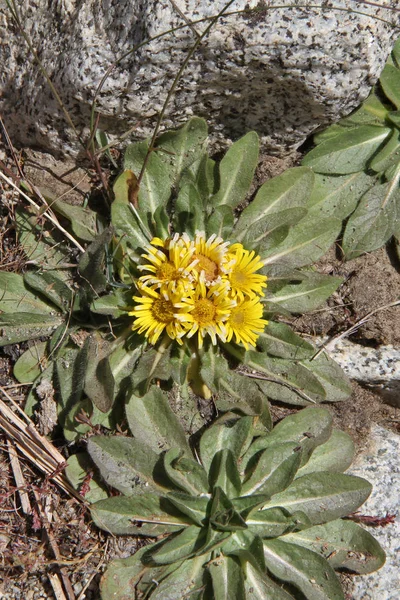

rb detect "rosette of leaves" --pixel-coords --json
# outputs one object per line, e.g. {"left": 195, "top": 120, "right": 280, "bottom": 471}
{"left": 303, "top": 36, "right": 400, "bottom": 260}
{"left": 4, "top": 116, "right": 351, "bottom": 440}
{"left": 86, "top": 405, "right": 385, "bottom": 600}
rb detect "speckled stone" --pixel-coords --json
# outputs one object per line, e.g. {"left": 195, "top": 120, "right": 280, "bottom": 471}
{"left": 348, "top": 425, "right": 400, "bottom": 600}
{"left": 0, "top": 0, "right": 398, "bottom": 157}
{"left": 320, "top": 338, "right": 400, "bottom": 407}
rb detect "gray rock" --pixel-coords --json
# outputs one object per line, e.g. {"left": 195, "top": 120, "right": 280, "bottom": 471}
{"left": 0, "top": 0, "right": 398, "bottom": 157}
{"left": 349, "top": 425, "right": 400, "bottom": 600}
{"left": 320, "top": 338, "right": 400, "bottom": 407}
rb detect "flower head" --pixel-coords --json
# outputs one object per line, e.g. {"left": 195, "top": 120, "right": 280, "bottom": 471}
{"left": 228, "top": 243, "right": 267, "bottom": 300}
{"left": 226, "top": 297, "right": 268, "bottom": 350}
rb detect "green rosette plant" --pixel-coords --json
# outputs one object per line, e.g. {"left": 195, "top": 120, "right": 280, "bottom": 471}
{"left": 86, "top": 405, "right": 385, "bottom": 600}
{"left": 303, "top": 36, "right": 400, "bottom": 259}
{"left": 3, "top": 116, "right": 351, "bottom": 440}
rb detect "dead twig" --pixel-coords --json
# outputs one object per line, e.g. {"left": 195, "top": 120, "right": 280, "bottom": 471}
{"left": 6, "top": 438, "right": 32, "bottom": 515}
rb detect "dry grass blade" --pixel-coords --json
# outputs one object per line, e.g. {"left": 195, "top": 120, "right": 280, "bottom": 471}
{"left": 6, "top": 438, "right": 32, "bottom": 514}
{"left": 0, "top": 390, "right": 84, "bottom": 503}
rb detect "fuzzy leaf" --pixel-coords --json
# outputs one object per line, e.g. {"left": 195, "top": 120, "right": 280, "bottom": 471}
{"left": 125, "top": 387, "right": 191, "bottom": 456}
{"left": 100, "top": 546, "right": 156, "bottom": 599}
{"left": 111, "top": 200, "right": 150, "bottom": 250}
{"left": 210, "top": 131, "right": 259, "bottom": 209}
{"left": 78, "top": 228, "right": 113, "bottom": 293}
{"left": 282, "top": 519, "right": 385, "bottom": 574}
{"left": 131, "top": 345, "right": 173, "bottom": 392}
{"left": 52, "top": 198, "right": 98, "bottom": 242}
{"left": 379, "top": 64, "right": 400, "bottom": 109}
{"left": 65, "top": 453, "right": 108, "bottom": 503}
{"left": 299, "top": 353, "right": 352, "bottom": 402}
{"left": 369, "top": 129, "right": 400, "bottom": 173}
{"left": 167, "top": 491, "right": 209, "bottom": 527}
{"left": 199, "top": 415, "right": 253, "bottom": 475}
{"left": 13, "top": 341, "right": 47, "bottom": 383}
{"left": 263, "top": 539, "right": 344, "bottom": 600}
{"left": 209, "top": 449, "right": 242, "bottom": 498}
{"left": 174, "top": 182, "right": 205, "bottom": 236}
{"left": 163, "top": 448, "right": 209, "bottom": 496}
{"left": 170, "top": 344, "right": 191, "bottom": 385}
{"left": 0, "top": 312, "right": 64, "bottom": 346}
{"left": 209, "top": 555, "right": 246, "bottom": 600}
{"left": 87, "top": 435, "right": 164, "bottom": 495}
{"left": 296, "top": 430, "right": 355, "bottom": 478}
{"left": 206, "top": 205, "right": 234, "bottom": 239}
{"left": 242, "top": 443, "right": 301, "bottom": 496}
{"left": 23, "top": 271, "right": 72, "bottom": 313}
{"left": 90, "top": 494, "right": 188, "bottom": 536}
{"left": 308, "top": 171, "right": 375, "bottom": 220}
{"left": 342, "top": 174, "right": 400, "bottom": 259}
{"left": 148, "top": 555, "right": 207, "bottom": 600}
{"left": 83, "top": 333, "right": 115, "bottom": 413}
{"left": 235, "top": 167, "right": 313, "bottom": 238}
{"left": 256, "top": 322, "right": 314, "bottom": 360}
{"left": 156, "top": 117, "right": 208, "bottom": 184}
{"left": 303, "top": 125, "right": 391, "bottom": 174}
{"left": 210, "top": 487, "right": 247, "bottom": 532}
{"left": 263, "top": 472, "right": 372, "bottom": 524}
{"left": 90, "top": 288, "right": 133, "bottom": 318}
{"left": 147, "top": 525, "right": 206, "bottom": 566}
{"left": 266, "top": 273, "right": 342, "bottom": 314}
{"left": 246, "top": 507, "right": 307, "bottom": 538}
{"left": 123, "top": 140, "right": 172, "bottom": 218}
{"left": 0, "top": 272, "right": 55, "bottom": 314}
{"left": 245, "top": 562, "right": 296, "bottom": 600}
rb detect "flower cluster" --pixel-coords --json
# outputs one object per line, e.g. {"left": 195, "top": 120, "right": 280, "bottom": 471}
{"left": 129, "top": 232, "right": 268, "bottom": 349}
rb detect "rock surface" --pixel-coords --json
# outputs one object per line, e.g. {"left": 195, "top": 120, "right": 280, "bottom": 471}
{"left": 0, "top": 0, "right": 398, "bottom": 157}
{"left": 349, "top": 425, "right": 400, "bottom": 600}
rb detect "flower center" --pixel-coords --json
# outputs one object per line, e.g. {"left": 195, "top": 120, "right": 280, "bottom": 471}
{"left": 157, "top": 261, "right": 179, "bottom": 281}
{"left": 193, "top": 254, "right": 219, "bottom": 282}
{"left": 151, "top": 298, "right": 175, "bottom": 323}
{"left": 192, "top": 298, "right": 216, "bottom": 324}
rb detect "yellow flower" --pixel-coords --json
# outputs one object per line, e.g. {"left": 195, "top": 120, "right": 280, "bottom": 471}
{"left": 138, "top": 234, "right": 196, "bottom": 292}
{"left": 226, "top": 297, "right": 268, "bottom": 350}
{"left": 228, "top": 243, "right": 267, "bottom": 300}
{"left": 190, "top": 232, "right": 233, "bottom": 285}
{"left": 129, "top": 286, "right": 186, "bottom": 345}
{"left": 175, "top": 280, "right": 236, "bottom": 348}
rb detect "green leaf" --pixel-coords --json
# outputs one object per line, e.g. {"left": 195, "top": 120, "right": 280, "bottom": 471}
{"left": 242, "top": 443, "right": 301, "bottom": 497}
{"left": 65, "top": 453, "right": 108, "bottom": 503}
{"left": 303, "top": 125, "right": 391, "bottom": 174}
{"left": 163, "top": 448, "right": 209, "bottom": 496}
{"left": 78, "top": 228, "right": 113, "bottom": 293}
{"left": 234, "top": 167, "right": 313, "bottom": 238}
{"left": 13, "top": 341, "right": 47, "bottom": 383}
{"left": 379, "top": 64, "right": 400, "bottom": 109}
{"left": 148, "top": 555, "right": 207, "bottom": 600}
{"left": 148, "top": 525, "right": 206, "bottom": 566}
{"left": 0, "top": 272, "right": 55, "bottom": 314}
{"left": 23, "top": 271, "right": 72, "bottom": 313}
{"left": 167, "top": 491, "right": 209, "bottom": 527}
{"left": 282, "top": 519, "right": 385, "bottom": 574}
{"left": 308, "top": 172, "right": 376, "bottom": 220}
{"left": 123, "top": 140, "right": 172, "bottom": 218}
{"left": 266, "top": 273, "right": 342, "bottom": 314}
{"left": 113, "top": 169, "right": 139, "bottom": 205}
{"left": 111, "top": 200, "right": 150, "bottom": 250}
{"left": 262, "top": 216, "right": 341, "bottom": 269}
{"left": 107, "top": 336, "right": 144, "bottom": 388}
{"left": 131, "top": 344, "right": 173, "bottom": 393}
{"left": 209, "top": 449, "right": 242, "bottom": 498}
{"left": 210, "top": 131, "right": 259, "bottom": 209}
{"left": 90, "top": 288, "right": 132, "bottom": 318}
{"left": 242, "top": 407, "right": 333, "bottom": 471}
{"left": 342, "top": 173, "right": 400, "bottom": 259}
{"left": 256, "top": 322, "right": 314, "bottom": 360}
{"left": 263, "top": 539, "right": 344, "bottom": 600}
{"left": 369, "top": 129, "right": 400, "bottom": 173}
{"left": 206, "top": 205, "right": 234, "bottom": 239}
{"left": 173, "top": 182, "right": 205, "bottom": 236}
{"left": 199, "top": 415, "right": 253, "bottom": 475}
{"left": 263, "top": 472, "right": 372, "bottom": 524}
{"left": 296, "top": 430, "right": 355, "bottom": 478}
{"left": 100, "top": 546, "right": 156, "bottom": 600}
{"left": 242, "top": 351, "right": 326, "bottom": 406}
{"left": 156, "top": 117, "right": 208, "bottom": 184}
{"left": 0, "top": 312, "right": 64, "bottom": 346}
{"left": 393, "top": 37, "right": 400, "bottom": 68}
{"left": 90, "top": 494, "right": 188, "bottom": 536}
{"left": 209, "top": 487, "right": 247, "bottom": 532}
{"left": 245, "top": 562, "right": 296, "bottom": 600}
{"left": 83, "top": 333, "right": 115, "bottom": 413}
{"left": 15, "top": 207, "right": 70, "bottom": 271}
{"left": 87, "top": 435, "right": 164, "bottom": 495}
{"left": 246, "top": 507, "right": 306, "bottom": 539}
{"left": 52, "top": 198, "right": 98, "bottom": 242}
{"left": 209, "top": 555, "right": 246, "bottom": 600}
{"left": 299, "top": 353, "right": 352, "bottom": 403}
{"left": 170, "top": 344, "right": 191, "bottom": 385}
{"left": 125, "top": 387, "right": 191, "bottom": 456}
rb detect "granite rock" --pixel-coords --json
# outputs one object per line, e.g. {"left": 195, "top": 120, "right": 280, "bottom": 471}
{"left": 349, "top": 425, "right": 400, "bottom": 600}
{"left": 0, "top": 0, "right": 398, "bottom": 157}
